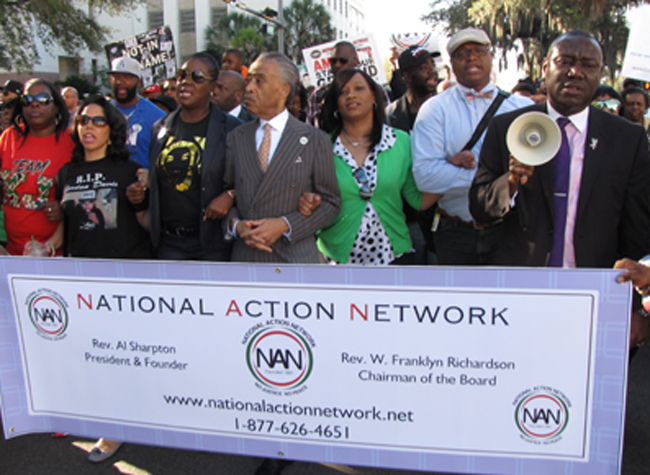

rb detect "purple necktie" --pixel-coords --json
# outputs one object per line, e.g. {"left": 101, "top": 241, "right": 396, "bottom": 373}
{"left": 548, "top": 117, "right": 571, "bottom": 267}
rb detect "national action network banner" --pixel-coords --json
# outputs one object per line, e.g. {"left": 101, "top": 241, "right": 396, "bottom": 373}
{"left": 0, "top": 258, "right": 631, "bottom": 475}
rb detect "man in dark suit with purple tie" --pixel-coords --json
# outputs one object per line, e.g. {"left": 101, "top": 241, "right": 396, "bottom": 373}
{"left": 469, "top": 30, "right": 650, "bottom": 346}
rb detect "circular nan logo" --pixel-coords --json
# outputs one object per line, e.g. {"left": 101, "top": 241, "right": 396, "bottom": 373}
{"left": 514, "top": 387, "right": 570, "bottom": 444}
{"left": 27, "top": 289, "right": 69, "bottom": 340}
{"left": 244, "top": 323, "right": 314, "bottom": 395}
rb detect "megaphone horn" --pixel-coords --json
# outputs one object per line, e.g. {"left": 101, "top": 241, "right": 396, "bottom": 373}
{"left": 506, "top": 112, "right": 561, "bottom": 166}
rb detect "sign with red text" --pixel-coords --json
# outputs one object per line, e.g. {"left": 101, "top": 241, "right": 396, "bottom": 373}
{"left": 302, "top": 33, "right": 387, "bottom": 88}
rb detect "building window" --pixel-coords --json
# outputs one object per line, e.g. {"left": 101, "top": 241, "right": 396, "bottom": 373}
{"left": 345, "top": 1, "right": 348, "bottom": 17}
{"left": 148, "top": 11, "right": 164, "bottom": 30}
{"left": 211, "top": 6, "right": 226, "bottom": 27}
{"left": 180, "top": 9, "right": 195, "bottom": 33}
{"left": 333, "top": 0, "right": 336, "bottom": 11}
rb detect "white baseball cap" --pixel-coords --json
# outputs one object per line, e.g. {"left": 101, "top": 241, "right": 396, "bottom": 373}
{"left": 108, "top": 56, "right": 142, "bottom": 79}
{"left": 447, "top": 28, "right": 492, "bottom": 56}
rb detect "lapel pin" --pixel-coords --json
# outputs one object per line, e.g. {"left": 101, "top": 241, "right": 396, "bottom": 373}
{"left": 300, "top": 136, "right": 308, "bottom": 145}
{"left": 295, "top": 156, "right": 303, "bottom": 163}
{"left": 590, "top": 138, "right": 598, "bottom": 150}
{"left": 157, "top": 127, "right": 167, "bottom": 140}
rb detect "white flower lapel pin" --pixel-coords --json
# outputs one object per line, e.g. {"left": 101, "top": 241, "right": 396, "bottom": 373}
{"left": 590, "top": 138, "right": 598, "bottom": 151}
{"left": 299, "top": 136, "right": 308, "bottom": 145}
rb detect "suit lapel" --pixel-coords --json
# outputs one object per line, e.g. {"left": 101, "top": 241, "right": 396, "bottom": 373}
{"left": 203, "top": 104, "right": 224, "bottom": 171}
{"left": 576, "top": 106, "right": 606, "bottom": 219}
{"left": 251, "top": 116, "right": 305, "bottom": 204}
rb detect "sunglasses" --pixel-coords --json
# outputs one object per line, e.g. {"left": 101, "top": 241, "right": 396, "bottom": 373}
{"left": 20, "top": 93, "right": 54, "bottom": 107}
{"left": 592, "top": 98, "right": 621, "bottom": 112}
{"left": 176, "top": 69, "right": 212, "bottom": 84}
{"left": 330, "top": 57, "right": 350, "bottom": 66}
{"left": 353, "top": 167, "right": 373, "bottom": 200}
{"left": 77, "top": 114, "right": 108, "bottom": 127}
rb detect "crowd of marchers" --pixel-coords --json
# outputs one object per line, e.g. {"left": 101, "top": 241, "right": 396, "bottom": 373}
{"left": 1, "top": 28, "right": 650, "bottom": 474}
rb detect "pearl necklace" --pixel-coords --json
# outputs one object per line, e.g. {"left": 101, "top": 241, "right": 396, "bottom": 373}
{"left": 342, "top": 130, "right": 369, "bottom": 147}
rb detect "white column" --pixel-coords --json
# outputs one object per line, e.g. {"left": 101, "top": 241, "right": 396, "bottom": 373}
{"left": 163, "top": 0, "right": 180, "bottom": 62}
{"left": 194, "top": 0, "right": 210, "bottom": 52}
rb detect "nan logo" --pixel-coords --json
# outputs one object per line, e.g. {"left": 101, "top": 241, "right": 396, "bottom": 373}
{"left": 514, "top": 386, "right": 571, "bottom": 444}
{"left": 243, "top": 321, "right": 314, "bottom": 396}
{"left": 27, "top": 288, "right": 69, "bottom": 340}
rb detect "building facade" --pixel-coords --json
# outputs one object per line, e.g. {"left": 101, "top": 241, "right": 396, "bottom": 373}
{"left": 0, "top": 0, "right": 364, "bottom": 86}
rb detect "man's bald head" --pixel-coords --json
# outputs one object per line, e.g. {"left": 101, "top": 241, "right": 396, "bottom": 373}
{"left": 213, "top": 69, "right": 246, "bottom": 112}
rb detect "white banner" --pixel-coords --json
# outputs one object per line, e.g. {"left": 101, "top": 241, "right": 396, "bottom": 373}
{"left": 11, "top": 274, "right": 597, "bottom": 460}
{"left": 622, "top": 6, "right": 650, "bottom": 81}
{"left": 302, "top": 33, "right": 387, "bottom": 88}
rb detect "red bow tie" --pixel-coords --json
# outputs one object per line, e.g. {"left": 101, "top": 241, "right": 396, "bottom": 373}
{"left": 466, "top": 90, "right": 493, "bottom": 100}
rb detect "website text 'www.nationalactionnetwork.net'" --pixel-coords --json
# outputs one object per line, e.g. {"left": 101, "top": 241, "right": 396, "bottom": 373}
{"left": 163, "top": 395, "right": 414, "bottom": 439}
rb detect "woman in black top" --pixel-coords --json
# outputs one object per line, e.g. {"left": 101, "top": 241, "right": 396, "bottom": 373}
{"left": 129, "top": 51, "right": 242, "bottom": 260}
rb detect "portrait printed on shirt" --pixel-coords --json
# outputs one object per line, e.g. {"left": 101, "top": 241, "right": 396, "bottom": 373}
{"left": 156, "top": 134, "right": 205, "bottom": 192}
{"left": 61, "top": 174, "right": 119, "bottom": 231}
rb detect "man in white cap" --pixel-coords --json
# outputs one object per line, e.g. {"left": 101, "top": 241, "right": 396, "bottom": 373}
{"left": 411, "top": 28, "right": 532, "bottom": 265}
{"left": 108, "top": 56, "right": 165, "bottom": 168}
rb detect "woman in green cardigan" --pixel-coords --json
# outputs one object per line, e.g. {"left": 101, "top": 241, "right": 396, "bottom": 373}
{"left": 316, "top": 69, "right": 438, "bottom": 265}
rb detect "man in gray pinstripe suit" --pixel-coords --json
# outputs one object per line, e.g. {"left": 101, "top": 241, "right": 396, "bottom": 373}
{"left": 224, "top": 52, "right": 340, "bottom": 263}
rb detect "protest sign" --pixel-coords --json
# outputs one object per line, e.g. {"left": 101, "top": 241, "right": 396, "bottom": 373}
{"left": 105, "top": 26, "right": 176, "bottom": 88}
{"left": 302, "top": 33, "right": 387, "bottom": 88}
{"left": 0, "top": 259, "right": 631, "bottom": 475}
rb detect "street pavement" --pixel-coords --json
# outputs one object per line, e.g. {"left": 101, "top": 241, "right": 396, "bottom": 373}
{"left": 1, "top": 345, "right": 649, "bottom": 475}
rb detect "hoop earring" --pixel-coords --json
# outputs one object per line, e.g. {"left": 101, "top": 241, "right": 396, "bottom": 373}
{"left": 334, "top": 110, "right": 339, "bottom": 119}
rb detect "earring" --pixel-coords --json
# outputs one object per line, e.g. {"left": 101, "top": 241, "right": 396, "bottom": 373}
{"left": 372, "top": 103, "right": 377, "bottom": 110}
{"left": 334, "top": 110, "right": 339, "bottom": 119}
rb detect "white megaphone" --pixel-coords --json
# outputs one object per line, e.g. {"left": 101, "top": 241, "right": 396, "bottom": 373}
{"left": 506, "top": 112, "right": 561, "bottom": 166}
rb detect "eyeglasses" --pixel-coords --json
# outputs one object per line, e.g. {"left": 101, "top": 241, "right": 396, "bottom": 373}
{"left": 592, "top": 98, "right": 621, "bottom": 112}
{"left": 176, "top": 69, "right": 213, "bottom": 84}
{"left": 452, "top": 46, "right": 491, "bottom": 61}
{"left": 353, "top": 167, "right": 373, "bottom": 200}
{"left": 20, "top": 93, "right": 54, "bottom": 107}
{"left": 330, "top": 57, "right": 350, "bottom": 66}
{"left": 77, "top": 114, "right": 108, "bottom": 127}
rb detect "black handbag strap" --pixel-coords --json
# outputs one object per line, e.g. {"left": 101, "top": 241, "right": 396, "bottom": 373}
{"left": 462, "top": 89, "right": 510, "bottom": 151}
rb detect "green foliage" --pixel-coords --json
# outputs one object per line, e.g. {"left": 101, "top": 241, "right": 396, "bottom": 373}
{"left": 423, "top": 0, "right": 644, "bottom": 80}
{"left": 275, "top": 0, "right": 335, "bottom": 64}
{"left": 232, "top": 27, "right": 267, "bottom": 64}
{"left": 205, "top": 12, "right": 272, "bottom": 64}
{"left": 0, "top": 0, "right": 140, "bottom": 72}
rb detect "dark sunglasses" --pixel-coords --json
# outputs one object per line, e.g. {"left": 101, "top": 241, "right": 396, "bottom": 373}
{"left": 77, "top": 114, "right": 108, "bottom": 127}
{"left": 330, "top": 57, "right": 350, "bottom": 66}
{"left": 592, "top": 98, "right": 621, "bottom": 112}
{"left": 353, "top": 167, "right": 373, "bottom": 200}
{"left": 176, "top": 69, "right": 212, "bottom": 84}
{"left": 20, "top": 93, "right": 54, "bottom": 107}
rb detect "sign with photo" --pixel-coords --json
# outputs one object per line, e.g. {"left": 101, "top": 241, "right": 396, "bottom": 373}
{"left": 105, "top": 26, "right": 177, "bottom": 88}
